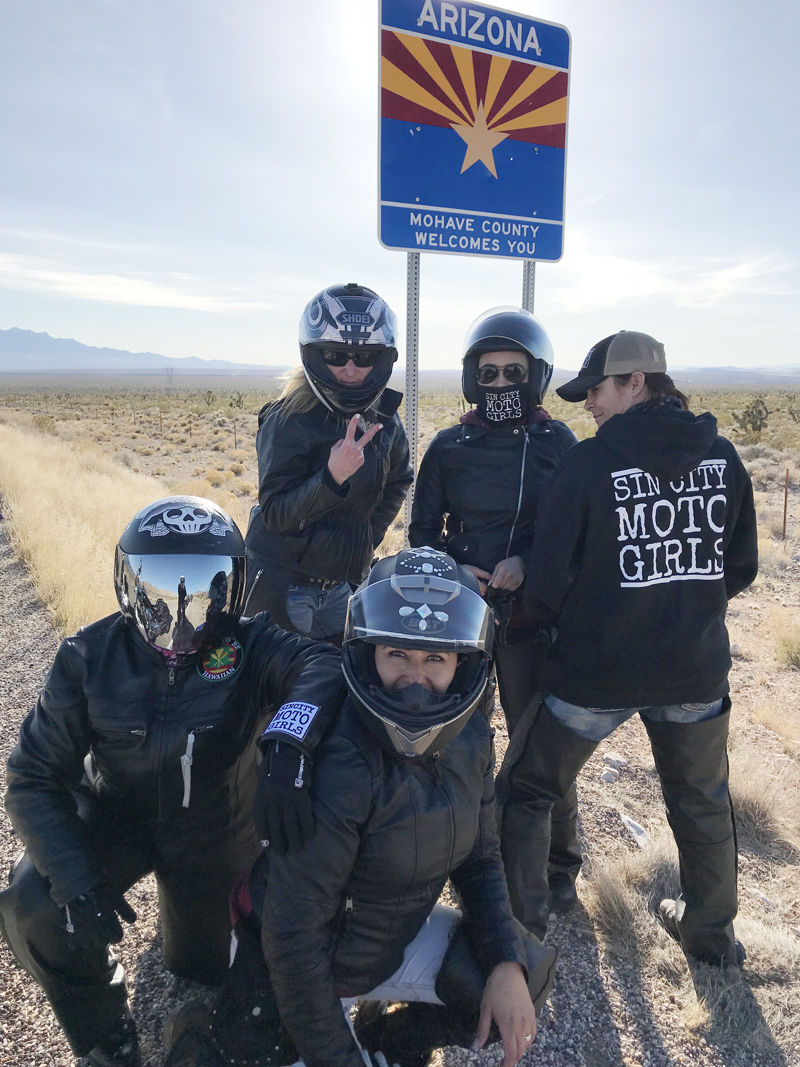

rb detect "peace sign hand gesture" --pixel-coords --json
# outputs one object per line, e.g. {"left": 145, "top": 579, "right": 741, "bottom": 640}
{"left": 328, "top": 414, "right": 383, "bottom": 485}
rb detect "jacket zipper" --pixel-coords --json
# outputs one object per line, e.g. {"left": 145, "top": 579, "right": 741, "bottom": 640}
{"left": 431, "top": 753, "right": 456, "bottom": 872}
{"left": 181, "top": 731, "right": 195, "bottom": 808}
{"left": 157, "top": 666, "right": 176, "bottom": 823}
{"left": 504, "top": 430, "right": 529, "bottom": 560}
{"left": 242, "top": 569, "right": 263, "bottom": 616}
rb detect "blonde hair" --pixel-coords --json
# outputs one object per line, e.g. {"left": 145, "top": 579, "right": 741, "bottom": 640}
{"left": 276, "top": 366, "right": 319, "bottom": 420}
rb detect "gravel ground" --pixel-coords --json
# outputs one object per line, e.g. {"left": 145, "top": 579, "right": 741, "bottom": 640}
{"left": 1, "top": 513, "right": 796, "bottom": 1067}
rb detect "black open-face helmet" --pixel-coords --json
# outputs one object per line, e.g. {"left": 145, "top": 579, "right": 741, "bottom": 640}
{"left": 343, "top": 548, "right": 493, "bottom": 760}
{"left": 299, "top": 282, "right": 399, "bottom": 417}
{"left": 462, "top": 306, "right": 555, "bottom": 408}
{"left": 114, "top": 496, "right": 246, "bottom": 657}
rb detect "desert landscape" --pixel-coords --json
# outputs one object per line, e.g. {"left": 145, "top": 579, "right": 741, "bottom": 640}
{"left": 1, "top": 380, "right": 799, "bottom": 1067}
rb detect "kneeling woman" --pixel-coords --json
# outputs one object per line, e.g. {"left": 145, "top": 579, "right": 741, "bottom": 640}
{"left": 169, "top": 550, "right": 556, "bottom": 1067}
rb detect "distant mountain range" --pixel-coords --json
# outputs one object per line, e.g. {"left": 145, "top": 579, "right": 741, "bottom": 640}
{"left": 2, "top": 327, "right": 800, "bottom": 385}
{"left": 0, "top": 328, "right": 285, "bottom": 374}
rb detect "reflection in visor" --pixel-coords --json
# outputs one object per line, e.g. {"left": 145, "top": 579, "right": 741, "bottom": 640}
{"left": 344, "top": 576, "right": 492, "bottom": 653}
{"left": 118, "top": 553, "right": 241, "bottom": 654}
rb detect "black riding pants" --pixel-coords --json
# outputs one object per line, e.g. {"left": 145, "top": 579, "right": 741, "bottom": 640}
{"left": 0, "top": 789, "right": 257, "bottom": 1056}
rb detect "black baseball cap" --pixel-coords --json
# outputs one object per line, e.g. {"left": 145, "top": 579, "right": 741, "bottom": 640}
{"left": 557, "top": 331, "right": 667, "bottom": 402}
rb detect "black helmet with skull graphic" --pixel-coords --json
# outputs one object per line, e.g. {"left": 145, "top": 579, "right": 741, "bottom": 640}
{"left": 114, "top": 496, "right": 246, "bottom": 657}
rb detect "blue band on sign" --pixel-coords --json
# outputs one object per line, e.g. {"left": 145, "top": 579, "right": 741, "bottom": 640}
{"left": 264, "top": 702, "right": 320, "bottom": 742}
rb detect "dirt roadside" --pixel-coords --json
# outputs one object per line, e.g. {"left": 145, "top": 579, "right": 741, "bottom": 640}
{"left": 0, "top": 514, "right": 797, "bottom": 1067}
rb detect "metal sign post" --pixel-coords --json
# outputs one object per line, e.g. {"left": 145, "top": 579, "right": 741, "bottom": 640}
{"left": 403, "top": 251, "right": 420, "bottom": 542}
{"left": 522, "top": 259, "right": 536, "bottom": 313}
{"left": 378, "top": 0, "right": 570, "bottom": 538}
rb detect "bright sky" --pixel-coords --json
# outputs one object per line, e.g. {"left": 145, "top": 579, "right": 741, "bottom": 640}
{"left": 0, "top": 0, "right": 798, "bottom": 371}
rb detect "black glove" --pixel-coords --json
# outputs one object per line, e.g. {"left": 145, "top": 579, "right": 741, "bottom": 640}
{"left": 253, "top": 740, "right": 314, "bottom": 855}
{"left": 63, "top": 883, "right": 137, "bottom": 946}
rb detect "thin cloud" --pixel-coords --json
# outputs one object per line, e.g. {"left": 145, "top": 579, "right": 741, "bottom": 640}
{"left": 0, "top": 254, "right": 271, "bottom": 313}
{"left": 547, "top": 236, "right": 796, "bottom": 314}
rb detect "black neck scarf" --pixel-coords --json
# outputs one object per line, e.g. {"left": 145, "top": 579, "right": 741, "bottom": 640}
{"left": 476, "top": 385, "right": 527, "bottom": 426}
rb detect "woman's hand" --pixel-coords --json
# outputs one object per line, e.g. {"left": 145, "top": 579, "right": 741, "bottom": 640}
{"left": 473, "top": 961, "right": 536, "bottom": 1067}
{"left": 489, "top": 555, "right": 526, "bottom": 591}
{"left": 463, "top": 564, "right": 492, "bottom": 596}
{"left": 327, "top": 415, "right": 383, "bottom": 485}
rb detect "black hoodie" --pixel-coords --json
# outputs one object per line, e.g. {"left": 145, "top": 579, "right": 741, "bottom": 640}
{"left": 525, "top": 402, "right": 758, "bottom": 708}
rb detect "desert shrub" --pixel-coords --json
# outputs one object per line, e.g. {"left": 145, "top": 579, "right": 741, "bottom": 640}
{"left": 206, "top": 471, "right": 224, "bottom": 487}
{"left": 234, "top": 480, "right": 256, "bottom": 496}
{"left": 727, "top": 724, "right": 800, "bottom": 854}
{"left": 581, "top": 834, "right": 680, "bottom": 957}
{"left": 229, "top": 449, "right": 249, "bottom": 462}
{"left": 734, "top": 394, "right": 770, "bottom": 436}
{"left": 737, "top": 443, "right": 778, "bottom": 463}
{"left": 227, "top": 462, "right": 245, "bottom": 475}
{"left": 212, "top": 440, "right": 229, "bottom": 452}
{"left": 33, "top": 414, "right": 58, "bottom": 435}
{"left": 757, "top": 508, "right": 785, "bottom": 538}
{"left": 757, "top": 539, "right": 789, "bottom": 575}
{"left": 775, "top": 627, "right": 800, "bottom": 669}
{"left": 751, "top": 703, "right": 800, "bottom": 750}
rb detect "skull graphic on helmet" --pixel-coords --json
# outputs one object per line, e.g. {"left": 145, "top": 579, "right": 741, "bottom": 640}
{"left": 137, "top": 498, "right": 235, "bottom": 538}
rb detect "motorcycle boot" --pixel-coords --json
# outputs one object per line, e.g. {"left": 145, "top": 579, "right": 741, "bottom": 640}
{"left": 87, "top": 1009, "right": 140, "bottom": 1067}
{"left": 497, "top": 701, "right": 597, "bottom": 938}
{"left": 547, "top": 779, "right": 582, "bottom": 912}
{"left": 644, "top": 706, "right": 742, "bottom": 967}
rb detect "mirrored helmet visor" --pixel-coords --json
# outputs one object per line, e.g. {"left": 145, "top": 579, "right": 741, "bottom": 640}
{"left": 117, "top": 552, "right": 242, "bottom": 654}
{"left": 344, "top": 575, "right": 493, "bottom": 654}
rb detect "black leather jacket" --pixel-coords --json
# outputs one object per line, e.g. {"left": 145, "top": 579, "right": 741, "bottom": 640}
{"left": 4, "top": 613, "right": 344, "bottom": 907}
{"left": 409, "top": 416, "right": 577, "bottom": 575}
{"left": 254, "top": 699, "right": 528, "bottom": 1067}
{"left": 246, "top": 389, "right": 413, "bottom": 586}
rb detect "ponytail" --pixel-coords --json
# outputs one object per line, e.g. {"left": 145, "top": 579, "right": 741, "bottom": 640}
{"left": 612, "top": 372, "right": 690, "bottom": 411}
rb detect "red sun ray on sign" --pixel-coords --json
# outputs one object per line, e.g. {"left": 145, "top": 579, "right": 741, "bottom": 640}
{"left": 381, "top": 30, "right": 568, "bottom": 179}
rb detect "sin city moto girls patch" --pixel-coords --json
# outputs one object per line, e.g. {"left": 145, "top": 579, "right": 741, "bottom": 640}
{"left": 263, "top": 702, "right": 320, "bottom": 741}
{"left": 198, "top": 638, "right": 243, "bottom": 681}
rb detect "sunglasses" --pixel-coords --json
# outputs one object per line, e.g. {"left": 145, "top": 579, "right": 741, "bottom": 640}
{"left": 321, "top": 348, "right": 383, "bottom": 368}
{"left": 475, "top": 363, "right": 528, "bottom": 386}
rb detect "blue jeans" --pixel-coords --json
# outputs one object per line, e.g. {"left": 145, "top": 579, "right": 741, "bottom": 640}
{"left": 544, "top": 694, "right": 724, "bottom": 743}
{"left": 284, "top": 582, "right": 351, "bottom": 640}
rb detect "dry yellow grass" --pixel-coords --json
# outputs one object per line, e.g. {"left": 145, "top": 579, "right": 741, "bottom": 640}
{"left": 0, "top": 424, "right": 167, "bottom": 634}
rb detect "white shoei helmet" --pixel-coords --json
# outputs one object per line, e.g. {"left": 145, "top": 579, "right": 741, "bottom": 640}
{"left": 299, "top": 282, "right": 398, "bottom": 416}
{"left": 114, "top": 496, "right": 246, "bottom": 657}
{"left": 343, "top": 549, "right": 493, "bottom": 760}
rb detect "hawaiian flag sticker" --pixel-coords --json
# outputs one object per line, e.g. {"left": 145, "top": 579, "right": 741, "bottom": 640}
{"left": 198, "top": 638, "right": 243, "bottom": 681}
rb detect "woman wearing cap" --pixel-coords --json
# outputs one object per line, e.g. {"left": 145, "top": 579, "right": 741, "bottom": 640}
{"left": 164, "top": 549, "right": 556, "bottom": 1067}
{"left": 409, "top": 307, "right": 581, "bottom": 910}
{"left": 499, "top": 331, "right": 758, "bottom": 966}
{"left": 244, "top": 283, "right": 413, "bottom": 642}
